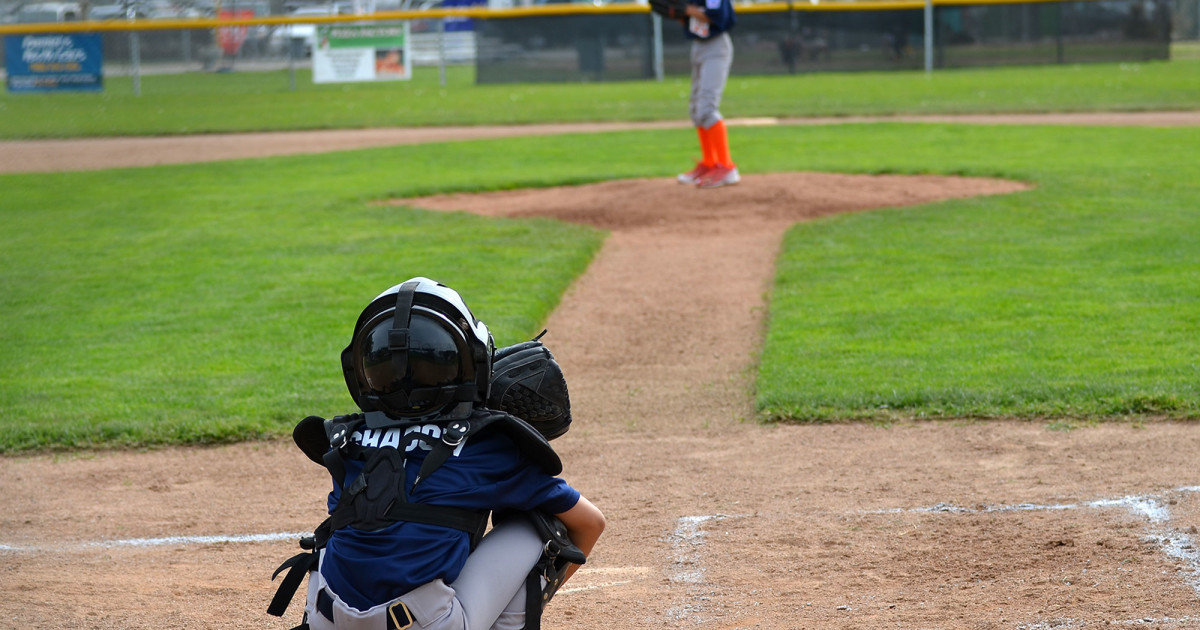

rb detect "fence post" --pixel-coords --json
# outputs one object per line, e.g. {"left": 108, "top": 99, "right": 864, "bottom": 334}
{"left": 652, "top": 12, "right": 663, "bottom": 81}
{"left": 128, "top": 14, "right": 142, "bottom": 95}
{"left": 438, "top": 17, "right": 447, "bottom": 87}
{"left": 924, "top": 0, "right": 933, "bottom": 73}
{"left": 287, "top": 31, "right": 297, "bottom": 91}
{"left": 1056, "top": 1, "right": 1064, "bottom": 64}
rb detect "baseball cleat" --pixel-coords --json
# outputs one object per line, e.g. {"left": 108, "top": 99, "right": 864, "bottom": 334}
{"left": 696, "top": 165, "right": 740, "bottom": 188}
{"left": 677, "top": 162, "right": 712, "bottom": 185}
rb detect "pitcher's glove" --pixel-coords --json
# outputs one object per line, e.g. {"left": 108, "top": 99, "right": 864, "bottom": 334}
{"left": 649, "top": 0, "right": 688, "bottom": 20}
{"left": 489, "top": 335, "right": 572, "bottom": 440}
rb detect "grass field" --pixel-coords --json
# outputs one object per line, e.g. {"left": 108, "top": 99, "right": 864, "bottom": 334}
{"left": 1, "top": 59, "right": 1198, "bottom": 138}
{"left": 754, "top": 123, "right": 1200, "bottom": 421}
{"left": 0, "top": 146, "right": 607, "bottom": 451}
{"left": 2, "top": 60, "right": 1198, "bottom": 451}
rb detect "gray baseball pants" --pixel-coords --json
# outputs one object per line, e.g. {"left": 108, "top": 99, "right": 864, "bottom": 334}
{"left": 305, "top": 518, "right": 544, "bottom": 630}
{"left": 689, "top": 31, "right": 734, "bottom": 129}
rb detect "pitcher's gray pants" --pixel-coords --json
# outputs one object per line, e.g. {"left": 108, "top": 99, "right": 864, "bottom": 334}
{"left": 689, "top": 32, "right": 734, "bottom": 129}
{"left": 306, "top": 519, "right": 545, "bottom": 630}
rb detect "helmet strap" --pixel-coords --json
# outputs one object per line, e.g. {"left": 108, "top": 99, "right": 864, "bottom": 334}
{"left": 388, "top": 280, "right": 420, "bottom": 380}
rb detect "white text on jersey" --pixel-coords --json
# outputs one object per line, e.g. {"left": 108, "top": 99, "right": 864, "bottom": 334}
{"left": 351, "top": 424, "right": 468, "bottom": 457}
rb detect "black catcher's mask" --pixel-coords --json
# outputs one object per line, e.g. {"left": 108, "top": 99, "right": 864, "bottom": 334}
{"left": 341, "top": 277, "right": 494, "bottom": 421}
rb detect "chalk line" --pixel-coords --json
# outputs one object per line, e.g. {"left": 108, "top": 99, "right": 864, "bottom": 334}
{"left": 0, "top": 531, "right": 311, "bottom": 553}
{"left": 558, "top": 580, "right": 632, "bottom": 595}
{"left": 867, "top": 486, "right": 1200, "bottom": 596}
{"left": 1, "top": 530, "right": 643, "bottom": 598}
{"left": 1018, "top": 616, "right": 1198, "bottom": 629}
{"left": 557, "top": 566, "right": 650, "bottom": 595}
{"left": 665, "top": 514, "right": 747, "bottom": 624}
{"left": 669, "top": 514, "right": 734, "bottom": 585}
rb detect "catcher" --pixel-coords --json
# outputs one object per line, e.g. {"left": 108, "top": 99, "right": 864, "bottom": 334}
{"left": 269, "top": 276, "right": 604, "bottom": 630}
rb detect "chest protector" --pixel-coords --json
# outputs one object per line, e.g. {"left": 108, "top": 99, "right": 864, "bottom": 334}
{"left": 268, "top": 406, "right": 563, "bottom": 624}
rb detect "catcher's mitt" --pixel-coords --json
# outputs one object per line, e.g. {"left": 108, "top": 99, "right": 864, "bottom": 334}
{"left": 488, "top": 335, "right": 572, "bottom": 441}
{"left": 649, "top": 0, "right": 688, "bottom": 20}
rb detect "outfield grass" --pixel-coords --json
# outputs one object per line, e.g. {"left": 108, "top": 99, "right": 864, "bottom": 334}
{"left": 752, "top": 124, "right": 1200, "bottom": 421}
{"left": 2, "top": 121, "right": 1198, "bottom": 451}
{"left": 1, "top": 59, "right": 1199, "bottom": 138}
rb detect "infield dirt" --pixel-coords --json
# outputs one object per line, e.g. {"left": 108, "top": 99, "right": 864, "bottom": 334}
{"left": 1, "top": 118, "right": 1198, "bottom": 630}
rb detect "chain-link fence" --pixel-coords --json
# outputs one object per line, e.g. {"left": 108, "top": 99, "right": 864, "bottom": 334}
{"left": 0, "top": 0, "right": 1179, "bottom": 86}
{"left": 1175, "top": 0, "right": 1199, "bottom": 39}
{"left": 476, "top": 0, "right": 1171, "bottom": 83}
{"left": 0, "top": 0, "right": 486, "bottom": 74}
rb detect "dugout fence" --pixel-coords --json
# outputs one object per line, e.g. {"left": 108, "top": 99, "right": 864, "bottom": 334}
{"left": 0, "top": 0, "right": 1175, "bottom": 88}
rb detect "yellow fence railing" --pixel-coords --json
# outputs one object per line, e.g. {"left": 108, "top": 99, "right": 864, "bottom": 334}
{"left": 0, "top": 0, "right": 1107, "bottom": 36}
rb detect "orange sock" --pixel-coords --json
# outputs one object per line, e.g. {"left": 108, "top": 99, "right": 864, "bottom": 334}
{"left": 697, "top": 126, "right": 717, "bottom": 168}
{"left": 709, "top": 120, "right": 734, "bottom": 169}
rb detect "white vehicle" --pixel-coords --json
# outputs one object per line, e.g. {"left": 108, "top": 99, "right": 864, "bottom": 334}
{"left": 271, "top": 4, "right": 352, "bottom": 57}
{"left": 14, "top": 1, "right": 82, "bottom": 22}
{"left": 87, "top": 4, "right": 147, "bottom": 19}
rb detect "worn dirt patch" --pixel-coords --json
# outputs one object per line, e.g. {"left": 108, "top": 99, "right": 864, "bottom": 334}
{"left": 3, "top": 111, "right": 1198, "bottom": 174}
{"left": 4, "top": 424, "right": 1200, "bottom": 630}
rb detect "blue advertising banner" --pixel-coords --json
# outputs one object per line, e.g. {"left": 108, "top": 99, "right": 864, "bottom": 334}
{"left": 442, "top": 0, "right": 485, "bottom": 32}
{"left": 5, "top": 33, "right": 104, "bottom": 93}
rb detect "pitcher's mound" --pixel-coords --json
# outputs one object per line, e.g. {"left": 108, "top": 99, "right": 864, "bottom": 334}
{"left": 391, "top": 172, "right": 1030, "bottom": 231}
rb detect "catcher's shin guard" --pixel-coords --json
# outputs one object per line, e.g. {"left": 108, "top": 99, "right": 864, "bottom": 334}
{"left": 520, "top": 510, "right": 587, "bottom": 630}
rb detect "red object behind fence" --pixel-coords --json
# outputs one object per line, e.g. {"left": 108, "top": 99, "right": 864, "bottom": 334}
{"left": 217, "top": 10, "right": 254, "bottom": 56}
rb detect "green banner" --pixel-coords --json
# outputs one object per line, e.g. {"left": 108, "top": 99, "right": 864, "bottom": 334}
{"left": 316, "top": 23, "right": 407, "bottom": 49}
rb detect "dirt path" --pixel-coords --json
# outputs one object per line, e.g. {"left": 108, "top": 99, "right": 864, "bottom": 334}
{"left": 1, "top": 117, "right": 1198, "bottom": 630}
{"left": 2, "top": 111, "right": 1198, "bottom": 174}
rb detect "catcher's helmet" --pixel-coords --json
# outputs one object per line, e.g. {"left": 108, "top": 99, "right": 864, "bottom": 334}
{"left": 341, "top": 277, "right": 494, "bottom": 420}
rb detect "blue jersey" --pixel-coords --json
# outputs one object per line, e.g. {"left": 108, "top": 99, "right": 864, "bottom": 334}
{"left": 684, "top": 0, "right": 735, "bottom": 39}
{"left": 320, "top": 420, "right": 581, "bottom": 611}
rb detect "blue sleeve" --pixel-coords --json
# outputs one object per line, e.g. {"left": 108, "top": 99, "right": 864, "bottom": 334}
{"left": 542, "top": 484, "right": 582, "bottom": 514}
{"left": 704, "top": 0, "right": 735, "bottom": 33}
{"left": 445, "top": 433, "right": 581, "bottom": 513}
{"left": 495, "top": 465, "right": 581, "bottom": 514}
{"left": 396, "top": 429, "right": 581, "bottom": 514}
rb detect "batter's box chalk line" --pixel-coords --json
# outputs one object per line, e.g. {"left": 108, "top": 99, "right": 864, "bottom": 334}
{"left": 0, "top": 531, "right": 312, "bottom": 553}
{"left": 867, "top": 486, "right": 1200, "bottom": 599}
{"left": 665, "top": 514, "right": 748, "bottom": 625}
{"left": 659, "top": 492, "right": 1200, "bottom": 628}
{"left": 557, "top": 566, "right": 652, "bottom": 596}
{"left": 1017, "top": 616, "right": 1198, "bottom": 629}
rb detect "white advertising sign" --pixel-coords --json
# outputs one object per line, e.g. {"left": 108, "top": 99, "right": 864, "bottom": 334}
{"left": 312, "top": 22, "right": 411, "bottom": 83}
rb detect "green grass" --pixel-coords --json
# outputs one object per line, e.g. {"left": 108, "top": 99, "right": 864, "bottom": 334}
{"left": 4, "top": 123, "right": 1199, "bottom": 451}
{"left": 0, "top": 139, "right": 609, "bottom": 451}
{"left": 3, "top": 59, "right": 1200, "bottom": 450}
{"left": 752, "top": 123, "right": 1200, "bottom": 421}
{"left": 1, "top": 59, "right": 1199, "bottom": 138}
